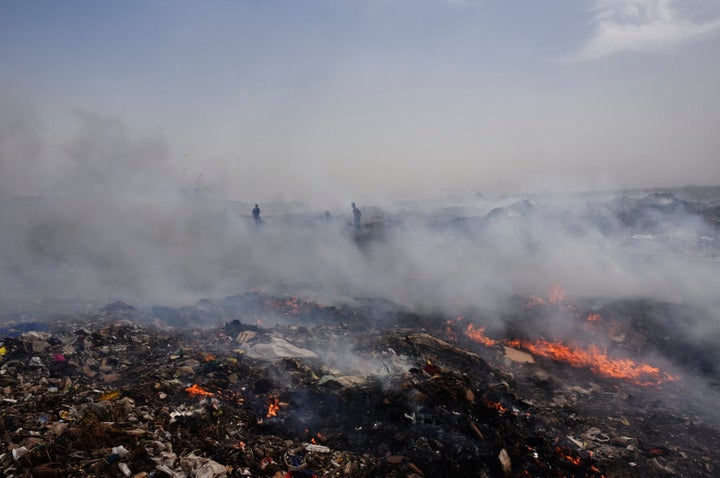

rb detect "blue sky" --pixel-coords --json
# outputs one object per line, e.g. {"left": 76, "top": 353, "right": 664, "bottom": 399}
{"left": 2, "top": 0, "right": 720, "bottom": 203}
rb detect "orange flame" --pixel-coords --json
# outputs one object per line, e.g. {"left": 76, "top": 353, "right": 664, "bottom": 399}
{"left": 465, "top": 324, "right": 498, "bottom": 347}
{"left": 507, "top": 338, "right": 675, "bottom": 386}
{"left": 267, "top": 398, "right": 280, "bottom": 418}
{"left": 485, "top": 400, "right": 507, "bottom": 414}
{"left": 586, "top": 313, "right": 602, "bottom": 322}
{"left": 185, "top": 384, "right": 215, "bottom": 398}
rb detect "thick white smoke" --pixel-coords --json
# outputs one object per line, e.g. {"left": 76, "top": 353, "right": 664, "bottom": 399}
{"left": 1, "top": 107, "right": 719, "bottom": 337}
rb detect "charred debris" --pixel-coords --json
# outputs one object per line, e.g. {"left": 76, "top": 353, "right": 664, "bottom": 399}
{"left": 1, "top": 290, "right": 719, "bottom": 478}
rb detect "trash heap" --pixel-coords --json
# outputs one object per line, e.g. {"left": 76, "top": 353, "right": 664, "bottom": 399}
{"left": 1, "top": 292, "right": 718, "bottom": 477}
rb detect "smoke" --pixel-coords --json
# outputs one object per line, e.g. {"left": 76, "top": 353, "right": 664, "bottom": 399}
{"left": 2, "top": 104, "right": 720, "bottom": 426}
{"left": 1, "top": 106, "right": 719, "bottom": 339}
{"left": 0, "top": 96, "right": 47, "bottom": 200}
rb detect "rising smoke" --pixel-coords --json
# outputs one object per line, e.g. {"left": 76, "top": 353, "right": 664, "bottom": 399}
{"left": 1, "top": 107, "right": 719, "bottom": 341}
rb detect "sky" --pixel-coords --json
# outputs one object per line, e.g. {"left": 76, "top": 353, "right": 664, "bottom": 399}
{"left": 1, "top": 0, "right": 720, "bottom": 204}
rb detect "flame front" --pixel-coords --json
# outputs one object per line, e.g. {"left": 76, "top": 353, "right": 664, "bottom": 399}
{"left": 465, "top": 324, "right": 497, "bottom": 347}
{"left": 460, "top": 284, "right": 676, "bottom": 387}
{"left": 507, "top": 338, "right": 675, "bottom": 386}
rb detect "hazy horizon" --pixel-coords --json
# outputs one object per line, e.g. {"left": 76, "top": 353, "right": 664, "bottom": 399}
{"left": 2, "top": 0, "right": 720, "bottom": 205}
{"left": 1, "top": 1, "right": 719, "bottom": 316}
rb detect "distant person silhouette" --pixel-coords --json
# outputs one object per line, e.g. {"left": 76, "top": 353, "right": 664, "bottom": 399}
{"left": 351, "top": 202, "right": 361, "bottom": 231}
{"left": 252, "top": 204, "right": 262, "bottom": 224}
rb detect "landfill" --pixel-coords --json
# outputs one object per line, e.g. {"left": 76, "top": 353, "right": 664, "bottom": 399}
{"left": 1, "top": 289, "right": 719, "bottom": 477}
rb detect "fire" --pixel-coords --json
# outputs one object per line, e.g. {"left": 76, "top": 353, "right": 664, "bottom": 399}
{"left": 446, "top": 318, "right": 459, "bottom": 341}
{"left": 460, "top": 286, "right": 675, "bottom": 387}
{"left": 526, "top": 284, "right": 579, "bottom": 315}
{"left": 185, "top": 384, "right": 245, "bottom": 404}
{"left": 464, "top": 324, "right": 497, "bottom": 347}
{"left": 272, "top": 296, "right": 310, "bottom": 316}
{"left": 526, "top": 295, "right": 546, "bottom": 308}
{"left": 507, "top": 338, "right": 675, "bottom": 386}
{"left": 267, "top": 398, "right": 280, "bottom": 418}
{"left": 547, "top": 284, "right": 567, "bottom": 304}
{"left": 527, "top": 284, "right": 568, "bottom": 308}
{"left": 485, "top": 400, "right": 507, "bottom": 414}
{"left": 285, "top": 296, "right": 301, "bottom": 313}
{"left": 185, "top": 384, "right": 215, "bottom": 398}
{"left": 556, "top": 447, "right": 582, "bottom": 465}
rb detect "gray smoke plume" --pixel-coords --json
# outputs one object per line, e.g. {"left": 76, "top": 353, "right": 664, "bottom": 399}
{"left": 1, "top": 105, "right": 719, "bottom": 335}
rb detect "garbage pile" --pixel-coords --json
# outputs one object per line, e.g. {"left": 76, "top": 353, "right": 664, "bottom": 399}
{"left": 1, "top": 291, "right": 719, "bottom": 477}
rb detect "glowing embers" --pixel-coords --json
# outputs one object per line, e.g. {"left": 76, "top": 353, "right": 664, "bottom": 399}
{"left": 267, "top": 397, "right": 280, "bottom": 418}
{"left": 555, "top": 446, "right": 582, "bottom": 466}
{"left": 483, "top": 398, "right": 508, "bottom": 415}
{"left": 547, "top": 283, "right": 567, "bottom": 304}
{"left": 445, "top": 318, "right": 458, "bottom": 341}
{"left": 271, "top": 295, "right": 316, "bottom": 317}
{"left": 281, "top": 296, "right": 302, "bottom": 315}
{"left": 506, "top": 338, "right": 676, "bottom": 386}
{"left": 526, "top": 284, "right": 607, "bottom": 329}
{"left": 586, "top": 313, "right": 603, "bottom": 323}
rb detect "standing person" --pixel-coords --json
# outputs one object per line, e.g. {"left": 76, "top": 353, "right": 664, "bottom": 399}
{"left": 351, "top": 202, "right": 361, "bottom": 231}
{"left": 252, "top": 204, "right": 262, "bottom": 224}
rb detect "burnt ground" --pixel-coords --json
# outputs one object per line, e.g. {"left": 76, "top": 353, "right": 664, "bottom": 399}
{"left": 1, "top": 292, "right": 719, "bottom": 477}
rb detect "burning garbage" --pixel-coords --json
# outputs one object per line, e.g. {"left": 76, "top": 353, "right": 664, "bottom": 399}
{"left": 0, "top": 288, "right": 718, "bottom": 477}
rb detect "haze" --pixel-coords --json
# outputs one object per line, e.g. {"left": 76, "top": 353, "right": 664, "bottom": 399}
{"left": 1, "top": 1, "right": 719, "bottom": 317}
{"left": 2, "top": 0, "right": 720, "bottom": 203}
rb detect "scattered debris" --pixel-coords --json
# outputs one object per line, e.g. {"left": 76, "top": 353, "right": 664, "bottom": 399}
{"left": 0, "top": 291, "right": 718, "bottom": 477}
